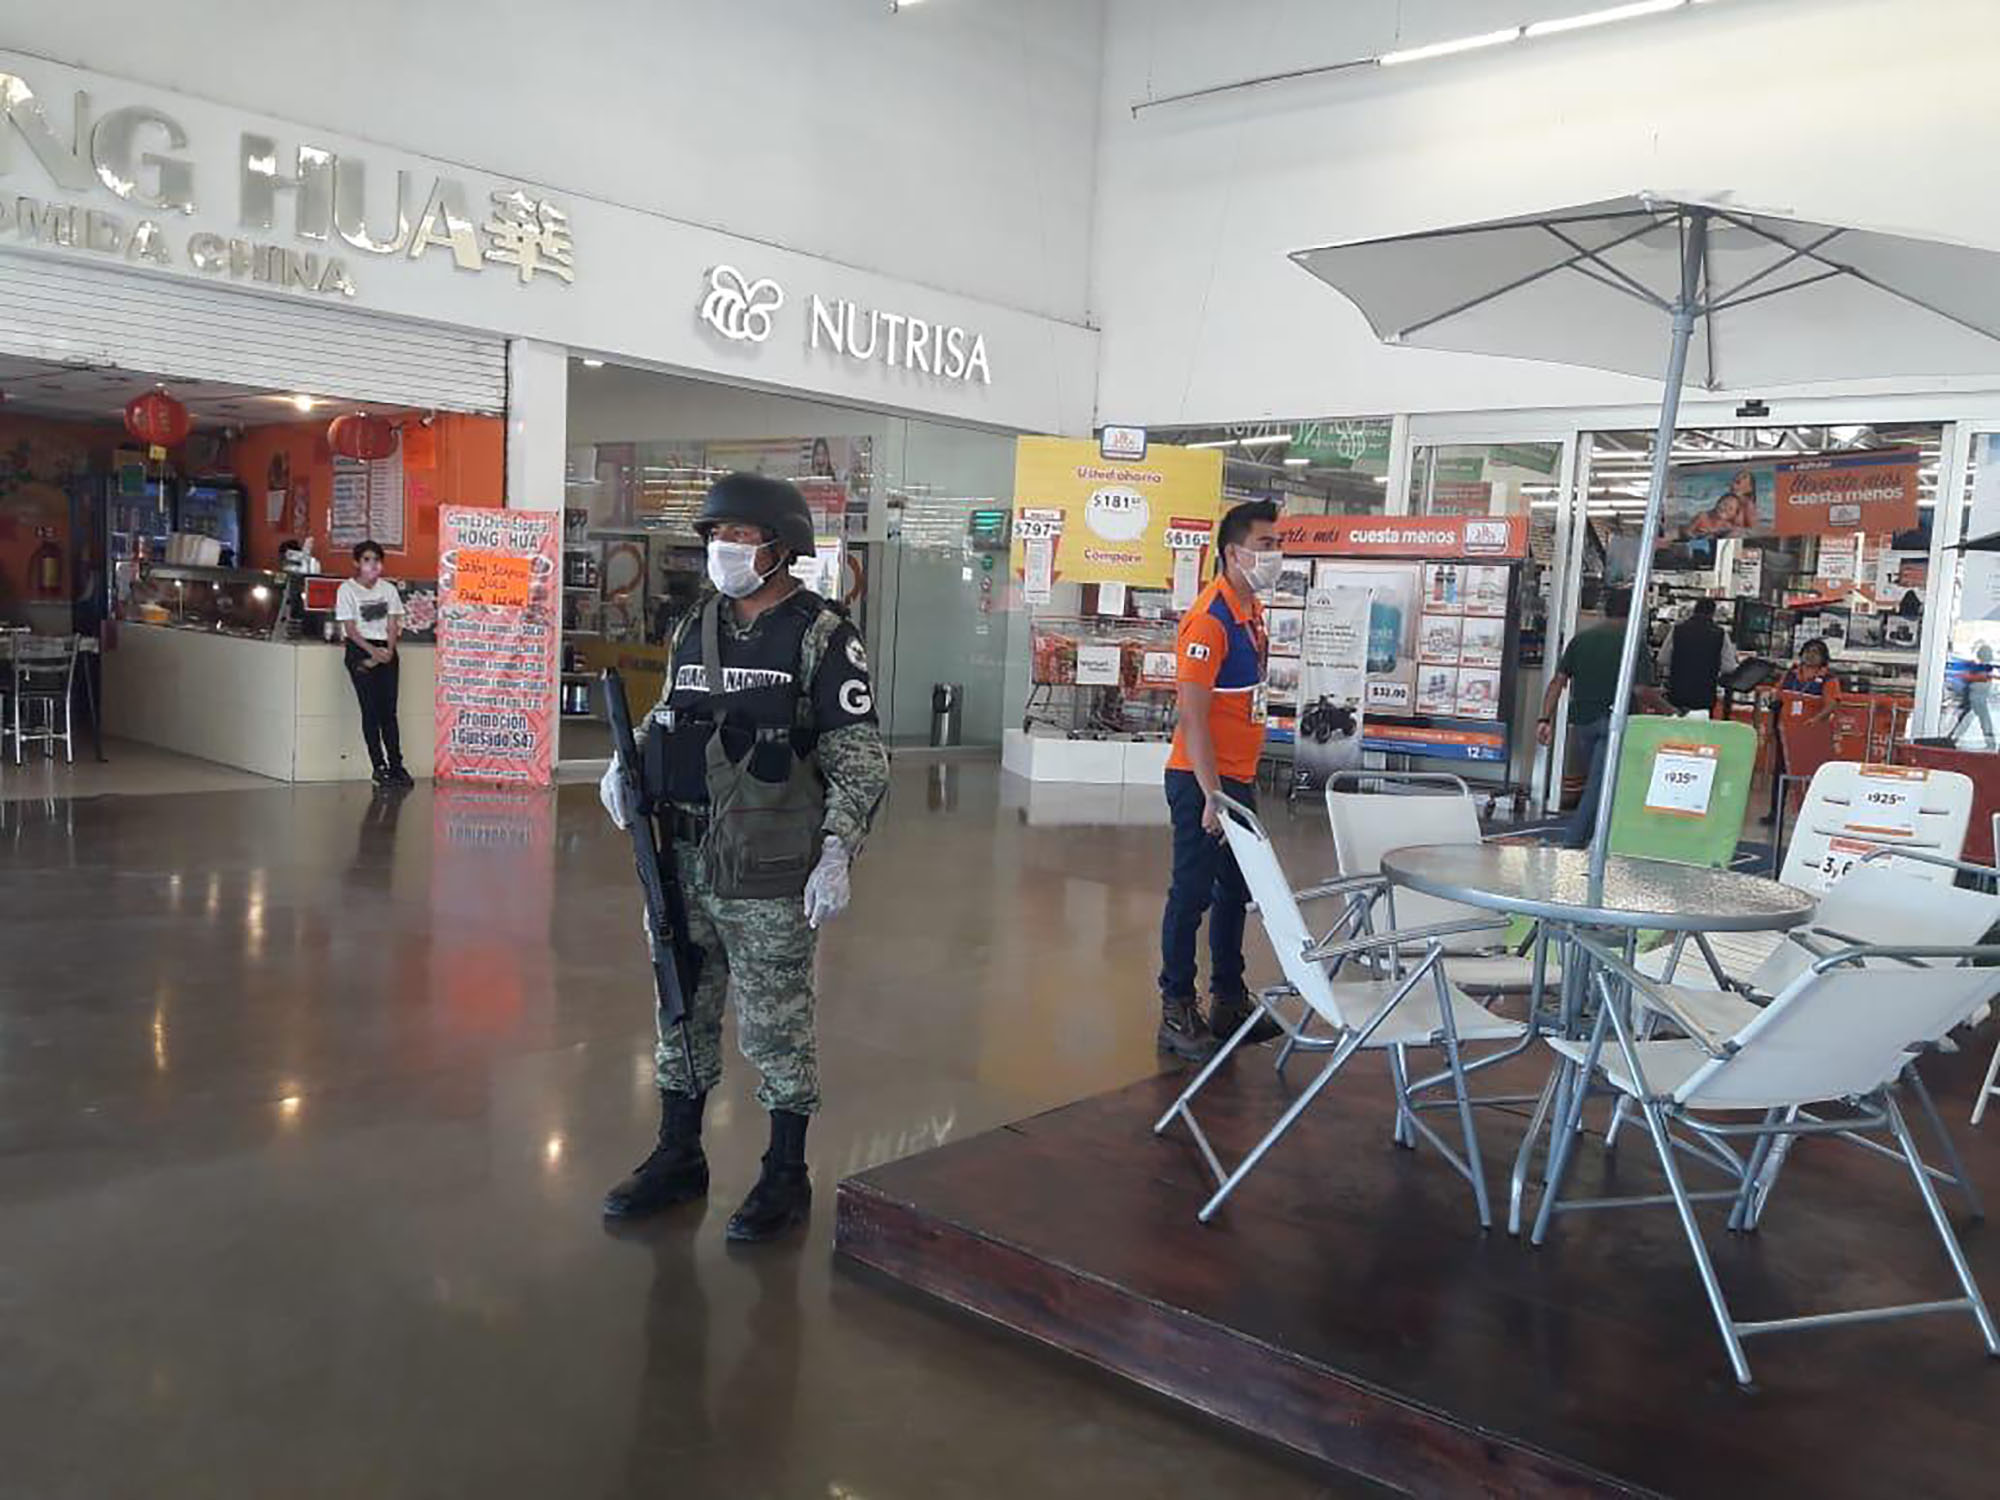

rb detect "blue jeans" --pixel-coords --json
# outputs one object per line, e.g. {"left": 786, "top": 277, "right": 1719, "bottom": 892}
{"left": 1563, "top": 716, "right": 1612, "bottom": 849}
{"left": 1159, "top": 769, "right": 1255, "bottom": 1001}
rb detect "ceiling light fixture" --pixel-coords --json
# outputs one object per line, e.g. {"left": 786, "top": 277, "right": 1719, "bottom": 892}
{"left": 1525, "top": 0, "right": 1686, "bottom": 39}
{"left": 1134, "top": 0, "right": 1719, "bottom": 113}
{"left": 580, "top": 358, "right": 605, "bottom": 369}
{"left": 1380, "top": 27, "right": 1524, "bottom": 67}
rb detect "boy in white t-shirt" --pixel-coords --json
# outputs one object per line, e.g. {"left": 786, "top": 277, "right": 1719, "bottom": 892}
{"left": 335, "top": 539, "right": 411, "bottom": 786}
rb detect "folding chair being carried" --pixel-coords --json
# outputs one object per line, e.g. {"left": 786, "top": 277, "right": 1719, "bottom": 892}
{"left": 1153, "top": 796, "right": 1526, "bottom": 1227}
{"left": 1534, "top": 931, "right": 2000, "bottom": 1386}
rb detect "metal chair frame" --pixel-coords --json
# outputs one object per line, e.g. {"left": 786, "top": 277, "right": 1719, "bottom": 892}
{"left": 7, "top": 634, "right": 78, "bottom": 765}
{"left": 1530, "top": 930, "right": 2000, "bottom": 1386}
{"left": 1639, "top": 846, "right": 1998, "bottom": 1223}
{"left": 1153, "top": 794, "right": 1522, "bottom": 1227}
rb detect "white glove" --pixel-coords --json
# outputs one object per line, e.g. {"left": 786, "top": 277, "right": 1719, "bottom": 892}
{"left": 802, "top": 836, "right": 852, "bottom": 929}
{"left": 599, "top": 760, "right": 636, "bottom": 830}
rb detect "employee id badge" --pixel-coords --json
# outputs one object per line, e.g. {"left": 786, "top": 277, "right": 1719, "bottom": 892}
{"left": 1251, "top": 678, "right": 1269, "bottom": 726}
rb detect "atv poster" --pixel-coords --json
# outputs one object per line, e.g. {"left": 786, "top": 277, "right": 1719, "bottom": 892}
{"left": 1293, "top": 582, "right": 1371, "bottom": 785}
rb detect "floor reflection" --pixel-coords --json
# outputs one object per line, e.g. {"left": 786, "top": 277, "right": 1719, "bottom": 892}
{"left": 0, "top": 760, "right": 1352, "bottom": 1499}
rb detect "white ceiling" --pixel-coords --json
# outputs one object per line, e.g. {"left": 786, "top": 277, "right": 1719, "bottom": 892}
{"left": 0, "top": 354, "right": 416, "bottom": 431}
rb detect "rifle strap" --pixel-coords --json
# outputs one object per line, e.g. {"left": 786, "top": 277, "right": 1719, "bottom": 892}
{"left": 700, "top": 594, "right": 725, "bottom": 697}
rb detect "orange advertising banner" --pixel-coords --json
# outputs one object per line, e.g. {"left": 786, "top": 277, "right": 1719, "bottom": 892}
{"left": 435, "top": 507, "right": 559, "bottom": 786}
{"left": 1275, "top": 513, "right": 1529, "bottom": 560}
{"left": 1773, "top": 448, "right": 1921, "bottom": 537}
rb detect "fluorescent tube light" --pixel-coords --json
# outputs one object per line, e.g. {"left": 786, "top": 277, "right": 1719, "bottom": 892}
{"left": 1526, "top": 0, "right": 1686, "bottom": 39}
{"left": 1283, "top": 457, "right": 1311, "bottom": 467}
{"left": 1379, "top": 28, "right": 1522, "bottom": 67}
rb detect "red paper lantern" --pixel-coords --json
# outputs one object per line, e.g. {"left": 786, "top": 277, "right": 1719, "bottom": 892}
{"left": 124, "top": 389, "right": 190, "bottom": 448}
{"left": 327, "top": 413, "right": 398, "bottom": 462}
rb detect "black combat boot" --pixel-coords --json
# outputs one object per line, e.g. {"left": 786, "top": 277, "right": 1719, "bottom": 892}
{"left": 602, "top": 1090, "right": 710, "bottom": 1219}
{"left": 725, "top": 1110, "right": 812, "bottom": 1243}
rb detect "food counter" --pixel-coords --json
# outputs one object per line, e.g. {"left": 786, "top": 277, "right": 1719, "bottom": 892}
{"left": 103, "top": 564, "right": 436, "bottom": 782}
{"left": 104, "top": 624, "right": 436, "bottom": 782}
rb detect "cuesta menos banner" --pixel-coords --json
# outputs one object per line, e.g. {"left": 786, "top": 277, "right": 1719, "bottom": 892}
{"left": 1275, "top": 513, "right": 1529, "bottom": 560}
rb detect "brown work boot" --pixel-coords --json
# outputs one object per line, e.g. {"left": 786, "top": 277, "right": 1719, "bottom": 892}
{"left": 1157, "top": 995, "right": 1221, "bottom": 1063}
{"left": 1210, "top": 991, "right": 1283, "bottom": 1045}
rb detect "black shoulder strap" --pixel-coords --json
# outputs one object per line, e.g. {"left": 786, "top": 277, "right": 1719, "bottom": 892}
{"left": 700, "top": 594, "right": 725, "bottom": 696}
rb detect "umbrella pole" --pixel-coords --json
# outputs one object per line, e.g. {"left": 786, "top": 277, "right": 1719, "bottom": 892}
{"left": 1587, "top": 211, "right": 1708, "bottom": 897}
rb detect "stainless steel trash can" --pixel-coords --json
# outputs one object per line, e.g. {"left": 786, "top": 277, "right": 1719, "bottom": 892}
{"left": 930, "top": 682, "right": 963, "bottom": 747}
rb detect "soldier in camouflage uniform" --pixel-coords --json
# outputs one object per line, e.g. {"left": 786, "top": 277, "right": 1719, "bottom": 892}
{"left": 599, "top": 473, "right": 888, "bottom": 1241}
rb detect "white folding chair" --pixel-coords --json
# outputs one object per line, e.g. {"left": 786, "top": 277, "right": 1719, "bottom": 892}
{"left": 1974, "top": 815, "right": 2000, "bottom": 1128}
{"left": 1619, "top": 857, "right": 2000, "bottom": 1221}
{"left": 1324, "top": 771, "right": 1555, "bottom": 996}
{"left": 1153, "top": 795, "right": 1526, "bottom": 1227}
{"left": 1534, "top": 931, "right": 2000, "bottom": 1386}
{"left": 1645, "top": 760, "right": 1974, "bottom": 991}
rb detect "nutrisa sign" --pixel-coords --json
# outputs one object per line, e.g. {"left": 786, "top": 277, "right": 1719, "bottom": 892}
{"left": 0, "top": 65, "right": 577, "bottom": 300}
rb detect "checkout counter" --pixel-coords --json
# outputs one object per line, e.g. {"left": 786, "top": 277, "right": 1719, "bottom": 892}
{"left": 103, "top": 564, "right": 438, "bottom": 782}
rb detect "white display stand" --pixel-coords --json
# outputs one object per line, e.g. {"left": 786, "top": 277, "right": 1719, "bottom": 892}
{"left": 1002, "top": 728, "right": 1173, "bottom": 785}
{"left": 105, "top": 623, "right": 437, "bottom": 782}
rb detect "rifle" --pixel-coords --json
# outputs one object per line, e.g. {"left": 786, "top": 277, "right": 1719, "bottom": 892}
{"left": 601, "top": 669, "right": 700, "bottom": 1087}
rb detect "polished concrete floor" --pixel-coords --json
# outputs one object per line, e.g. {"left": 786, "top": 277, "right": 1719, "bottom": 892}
{"left": 0, "top": 761, "right": 1367, "bottom": 1499}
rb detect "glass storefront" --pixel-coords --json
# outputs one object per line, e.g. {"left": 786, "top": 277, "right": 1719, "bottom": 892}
{"left": 1154, "top": 417, "right": 1394, "bottom": 515}
{"left": 560, "top": 363, "right": 1017, "bottom": 758}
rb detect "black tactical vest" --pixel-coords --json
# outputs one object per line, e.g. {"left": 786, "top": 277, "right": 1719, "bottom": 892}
{"left": 658, "top": 591, "right": 823, "bottom": 808}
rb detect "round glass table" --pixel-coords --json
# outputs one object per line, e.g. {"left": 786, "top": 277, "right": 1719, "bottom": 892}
{"left": 1381, "top": 843, "right": 1816, "bottom": 1235}
{"left": 1380, "top": 843, "right": 1815, "bottom": 934}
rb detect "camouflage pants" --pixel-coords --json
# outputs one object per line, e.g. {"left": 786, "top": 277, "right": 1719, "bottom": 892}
{"left": 654, "top": 840, "right": 821, "bottom": 1115}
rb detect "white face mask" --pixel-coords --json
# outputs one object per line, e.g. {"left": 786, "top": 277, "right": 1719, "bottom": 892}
{"left": 707, "top": 539, "right": 774, "bottom": 598}
{"left": 1239, "top": 548, "right": 1284, "bottom": 594}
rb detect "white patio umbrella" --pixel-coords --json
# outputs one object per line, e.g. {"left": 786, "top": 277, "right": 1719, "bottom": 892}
{"left": 1291, "top": 193, "right": 2000, "bottom": 892}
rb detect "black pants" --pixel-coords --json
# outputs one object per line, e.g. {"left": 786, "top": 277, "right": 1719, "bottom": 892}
{"left": 344, "top": 641, "right": 403, "bottom": 775}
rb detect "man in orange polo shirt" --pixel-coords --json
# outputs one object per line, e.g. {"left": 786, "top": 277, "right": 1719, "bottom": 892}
{"left": 1158, "top": 499, "right": 1283, "bottom": 1061}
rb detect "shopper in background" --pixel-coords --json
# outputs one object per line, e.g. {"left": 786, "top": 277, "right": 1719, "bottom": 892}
{"left": 1766, "top": 636, "right": 1841, "bottom": 824}
{"left": 336, "top": 540, "right": 412, "bottom": 788}
{"left": 1157, "top": 498, "right": 1283, "bottom": 1063}
{"left": 1659, "top": 598, "right": 1739, "bottom": 714}
{"left": 1536, "top": 587, "right": 1675, "bottom": 849}
{"left": 1955, "top": 642, "right": 1997, "bottom": 749}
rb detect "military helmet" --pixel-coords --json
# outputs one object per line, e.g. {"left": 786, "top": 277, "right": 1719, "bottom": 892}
{"left": 695, "top": 472, "right": 815, "bottom": 559}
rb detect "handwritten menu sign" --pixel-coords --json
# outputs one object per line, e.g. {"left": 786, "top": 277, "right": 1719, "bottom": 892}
{"left": 434, "top": 507, "right": 559, "bottom": 786}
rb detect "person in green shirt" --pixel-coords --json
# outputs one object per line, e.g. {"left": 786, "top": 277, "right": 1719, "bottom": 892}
{"left": 1536, "top": 587, "right": 1674, "bottom": 848}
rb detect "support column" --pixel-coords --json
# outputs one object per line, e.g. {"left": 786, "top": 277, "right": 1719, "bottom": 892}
{"left": 506, "top": 339, "right": 568, "bottom": 513}
{"left": 504, "top": 339, "right": 570, "bottom": 762}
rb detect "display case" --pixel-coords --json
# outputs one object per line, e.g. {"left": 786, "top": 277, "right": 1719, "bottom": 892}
{"left": 1023, "top": 615, "right": 1180, "bottom": 738}
{"left": 293, "top": 574, "right": 440, "bottom": 644}
{"left": 124, "top": 564, "right": 296, "bottom": 641}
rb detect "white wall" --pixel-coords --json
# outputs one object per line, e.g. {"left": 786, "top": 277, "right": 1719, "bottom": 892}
{"left": 1093, "top": 0, "right": 2000, "bottom": 426}
{"left": 10, "top": 0, "right": 1103, "bottom": 325}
